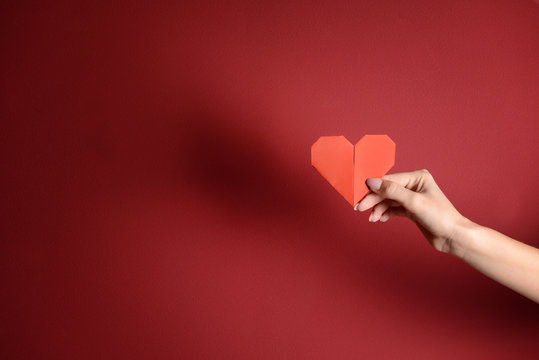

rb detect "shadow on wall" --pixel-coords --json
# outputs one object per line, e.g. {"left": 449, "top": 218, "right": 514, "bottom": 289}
{"left": 176, "top": 103, "right": 539, "bottom": 325}
{"left": 178, "top": 106, "right": 317, "bottom": 223}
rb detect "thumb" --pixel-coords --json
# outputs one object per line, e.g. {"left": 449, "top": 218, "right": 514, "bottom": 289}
{"left": 365, "top": 178, "right": 417, "bottom": 209}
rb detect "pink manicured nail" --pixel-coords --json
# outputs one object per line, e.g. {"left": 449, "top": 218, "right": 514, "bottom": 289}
{"left": 366, "top": 178, "right": 382, "bottom": 191}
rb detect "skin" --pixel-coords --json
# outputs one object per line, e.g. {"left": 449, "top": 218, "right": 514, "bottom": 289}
{"left": 355, "top": 169, "right": 539, "bottom": 303}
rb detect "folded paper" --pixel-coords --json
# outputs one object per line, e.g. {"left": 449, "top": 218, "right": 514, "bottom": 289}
{"left": 311, "top": 135, "right": 395, "bottom": 206}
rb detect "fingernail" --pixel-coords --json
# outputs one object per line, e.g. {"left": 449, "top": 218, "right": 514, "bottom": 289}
{"left": 354, "top": 203, "right": 360, "bottom": 211}
{"left": 366, "top": 178, "right": 382, "bottom": 191}
{"left": 368, "top": 213, "right": 373, "bottom": 222}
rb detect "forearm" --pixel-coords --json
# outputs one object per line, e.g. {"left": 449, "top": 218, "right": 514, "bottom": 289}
{"left": 450, "top": 218, "right": 539, "bottom": 303}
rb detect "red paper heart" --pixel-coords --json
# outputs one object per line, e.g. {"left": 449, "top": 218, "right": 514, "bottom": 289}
{"left": 311, "top": 135, "right": 395, "bottom": 206}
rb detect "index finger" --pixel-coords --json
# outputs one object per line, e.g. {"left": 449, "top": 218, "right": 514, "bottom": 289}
{"left": 382, "top": 169, "right": 428, "bottom": 190}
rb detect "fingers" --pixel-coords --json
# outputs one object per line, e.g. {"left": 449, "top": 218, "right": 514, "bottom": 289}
{"left": 379, "top": 207, "right": 409, "bottom": 222}
{"left": 369, "top": 200, "right": 409, "bottom": 222}
{"left": 356, "top": 169, "right": 432, "bottom": 211}
{"left": 365, "top": 178, "right": 418, "bottom": 211}
{"left": 356, "top": 169, "right": 434, "bottom": 222}
{"left": 382, "top": 169, "right": 433, "bottom": 193}
{"left": 369, "top": 199, "right": 391, "bottom": 222}
{"left": 355, "top": 192, "right": 400, "bottom": 212}
{"left": 355, "top": 193, "right": 383, "bottom": 211}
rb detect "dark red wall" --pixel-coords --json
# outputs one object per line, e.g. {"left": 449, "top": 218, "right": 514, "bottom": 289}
{"left": 2, "top": 0, "right": 538, "bottom": 358}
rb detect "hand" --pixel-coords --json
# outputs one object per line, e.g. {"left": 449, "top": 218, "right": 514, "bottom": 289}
{"left": 355, "top": 169, "right": 539, "bottom": 302}
{"left": 355, "top": 169, "right": 470, "bottom": 254}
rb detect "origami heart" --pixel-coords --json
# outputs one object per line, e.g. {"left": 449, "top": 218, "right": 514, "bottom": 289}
{"left": 311, "top": 135, "right": 395, "bottom": 206}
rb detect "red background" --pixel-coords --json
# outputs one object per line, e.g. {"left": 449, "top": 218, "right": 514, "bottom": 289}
{"left": 2, "top": 0, "right": 539, "bottom": 358}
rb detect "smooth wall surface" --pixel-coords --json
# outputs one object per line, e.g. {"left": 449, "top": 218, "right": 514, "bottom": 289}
{"left": 2, "top": 0, "right": 539, "bottom": 358}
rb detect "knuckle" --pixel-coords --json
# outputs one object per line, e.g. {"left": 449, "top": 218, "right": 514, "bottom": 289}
{"left": 419, "top": 168, "right": 433, "bottom": 182}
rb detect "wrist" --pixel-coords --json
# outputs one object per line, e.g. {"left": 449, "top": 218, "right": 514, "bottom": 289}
{"left": 447, "top": 216, "right": 481, "bottom": 260}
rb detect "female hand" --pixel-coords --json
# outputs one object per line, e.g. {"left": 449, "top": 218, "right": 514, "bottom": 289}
{"left": 355, "top": 169, "right": 539, "bottom": 303}
{"left": 355, "top": 169, "right": 471, "bottom": 254}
